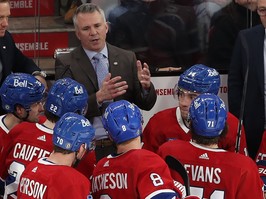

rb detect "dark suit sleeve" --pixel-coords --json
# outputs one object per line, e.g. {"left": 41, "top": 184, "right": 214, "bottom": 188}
{"left": 229, "top": 26, "right": 265, "bottom": 159}
{"left": 54, "top": 55, "right": 72, "bottom": 80}
{"left": 228, "top": 31, "right": 245, "bottom": 118}
{"left": 13, "top": 48, "right": 40, "bottom": 73}
{"left": 137, "top": 82, "right": 157, "bottom": 111}
{"left": 132, "top": 51, "right": 157, "bottom": 111}
{"left": 114, "top": 50, "right": 157, "bottom": 111}
{"left": 4, "top": 31, "right": 40, "bottom": 75}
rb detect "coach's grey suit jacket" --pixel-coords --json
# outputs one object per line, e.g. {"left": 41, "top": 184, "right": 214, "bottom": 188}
{"left": 228, "top": 24, "right": 265, "bottom": 159}
{"left": 55, "top": 43, "right": 157, "bottom": 120}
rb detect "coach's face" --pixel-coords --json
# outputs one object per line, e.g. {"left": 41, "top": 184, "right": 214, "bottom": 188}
{"left": 75, "top": 11, "right": 108, "bottom": 52}
{"left": 257, "top": 0, "right": 266, "bottom": 28}
{"left": 0, "top": 2, "right": 10, "bottom": 37}
{"left": 235, "top": 0, "right": 257, "bottom": 11}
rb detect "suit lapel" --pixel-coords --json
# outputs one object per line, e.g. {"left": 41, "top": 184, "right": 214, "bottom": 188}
{"left": 73, "top": 44, "right": 125, "bottom": 89}
{"left": 107, "top": 44, "right": 121, "bottom": 77}
{"left": 0, "top": 37, "right": 7, "bottom": 70}
{"left": 73, "top": 47, "right": 98, "bottom": 89}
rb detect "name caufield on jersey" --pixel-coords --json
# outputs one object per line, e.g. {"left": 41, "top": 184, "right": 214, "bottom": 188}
{"left": 13, "top": 143, "right": 51, "bottom": 161}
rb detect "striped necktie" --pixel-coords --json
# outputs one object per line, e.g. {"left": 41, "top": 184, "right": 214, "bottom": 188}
{"left": 93, "top": 53, "right": 108, "bottom": 88}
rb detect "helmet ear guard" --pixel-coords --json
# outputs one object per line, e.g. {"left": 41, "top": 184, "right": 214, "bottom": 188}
{"left": 189, "top": 93, "right": 227, "bottom": 137}
{"left": 177, "top": 64, "right": 220, "bottom": 95}
{"left": 103, "top": 100, "right": 143, "bottom": 144}
{"left": 45, "top": 78, "right": 88, "bottom": 117}
{"left": 0, "top": 73, "right": 45, "bottom": 113}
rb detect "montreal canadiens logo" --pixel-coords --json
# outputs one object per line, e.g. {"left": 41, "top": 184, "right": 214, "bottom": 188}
{"left": 66, "top": 143, "right": 72, "bottom": 149}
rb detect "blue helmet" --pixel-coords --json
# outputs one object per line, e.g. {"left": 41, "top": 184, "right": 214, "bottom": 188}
{"left": 177, "top": 64, "right": 220, "bottom": 95}
{"left": 0, "top": 73, "right": 45, "bottom": 112}
{"left": 189, "top": 93, "right": 227, "bottom": 137}
{"left": 45, "top": 78, "right": 88, "bottom": 117}
{"left": 103, "top": 100, "right": 143, "bottom": 144}
{"left": 53, "top": 112, "right": 95, "bottom": 151}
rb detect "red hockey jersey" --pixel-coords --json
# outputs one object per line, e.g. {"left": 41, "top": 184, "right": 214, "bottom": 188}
{"left": 17, "top": 157, "right": 91, "bottom": 199}
{"left": 143, "top": 107, "right": 247, "bottom": 155}
{"left": 0, "top": 122, "right": 53, "bottom": 198}
{"left": 0, "top": 115, "right": 10, "bottom": 157}
{"left": 256, "top": 131, "right": 266, "bottom": 161}
{"left": 91, "top": 149, "right": 183, "bottom": 199}
{"left": 158, "top": 140, "right": 264, "bottom": 199}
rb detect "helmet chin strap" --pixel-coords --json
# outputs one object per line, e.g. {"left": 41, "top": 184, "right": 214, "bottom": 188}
{"left": 183, "top": 117, "right": 191, "bottom": 129}
{"left": 72, "top": 151, "right": 81, "bottom": 168}
{"left": 21, "top": 111, "right": 30, "bottom": 121}
{"left": 13, "top": 110, "right": 30, "bottom": 121}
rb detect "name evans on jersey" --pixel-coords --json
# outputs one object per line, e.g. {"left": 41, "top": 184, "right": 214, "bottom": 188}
{"left": 184, "top": 164, "right": 221, "bottom": 184}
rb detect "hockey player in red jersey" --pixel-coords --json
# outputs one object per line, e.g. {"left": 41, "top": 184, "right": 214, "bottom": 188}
{"left": 0, "top": 73, "right": 45, "bottom": 198}
{"left": 17, "top": 112, "right": 95, "bottom": 199}
{"left": 91, "top": 100, "right": 199, "bottom": 199}
{"left": 257, "top": 160, "right": 266, "bottom": 198}
{"left": 158, "top": 94, "right": 264, "bottom": 199}
{"left": 256, "top": 132, "right": 266, "bottom": 162}
{"left": 0, "top": 77, "right": 89, "bottom": 199}
{"left": 142, "top": 64, "right": 248, "bottom": 155}
{"left": 0, "top": 73, "right": 45, "bottom": 153}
